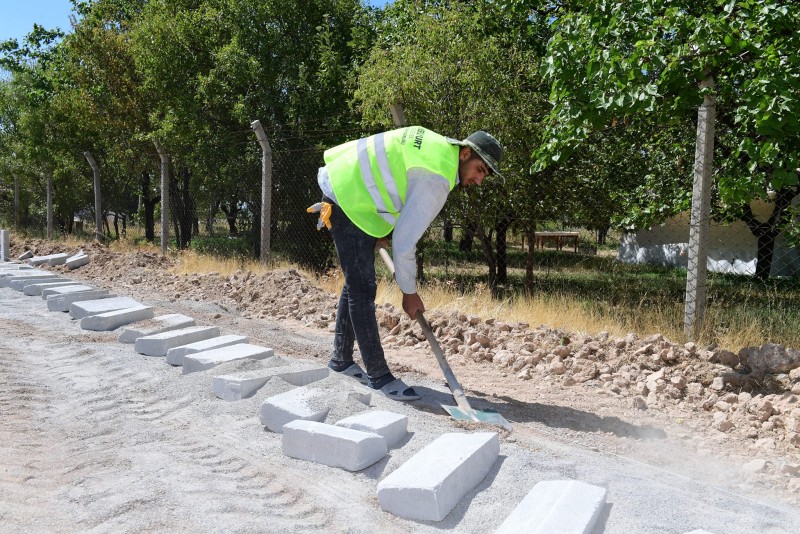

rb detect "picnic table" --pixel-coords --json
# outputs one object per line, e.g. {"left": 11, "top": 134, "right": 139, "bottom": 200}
{"left": 534, "top": 231, "right": 580, "bottom": 252}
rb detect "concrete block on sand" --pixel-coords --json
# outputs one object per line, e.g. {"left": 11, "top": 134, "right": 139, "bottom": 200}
{"left": 28, "top": 253, "right": 68, "bottom": 266}
{"left": 0, "top": 269, "right": 56, "bottom": 287}
{"left": 27, "top": 256, "right": 50, "bottom": 266}
{"left": 0, "top": 271, "right": 49, "bottom": 286}
{"left": 47, "top": 253, "right": 70, "bottom": 266}
{"left": 66, "top": 253, "right": 90, "bottom": 270}
{"left": 213, "top": 364, "right": 329, "bottom": 401}
{"left": 23, "top": 281, "right": 81, "bottom": 296}
{"left": 10, "top": 276, "right": 64, "bottom": 291}
{"left": 80, "top": 305, "right": 155, "bottom": 331}
{"left": 282, "top": 420, "right": 387, "bottom": 472}
{"left": 260, "top": 386, "right": 330, "bottom": 433}
{"left": 335, "top": 411, "right": 408, "bottom": 449}
{"left": 118, "top": 313, "right": 196, "bottom": 343}
{"left": 377, "top": 432, "right": 499, "bottom": 522}
{"left": 165, "top": 334, "right": 248, "bottom": 366}
{"left": 1, "top": 266, "right": 44, "bottom": 273}
{"left": 18, "top": 250, "right": 33, "bottom": 260}
{"left": 135, "top": 325, "right": 220, "bottom": 356}
{"left": 1, "top": 267, "right": 43, "bottom": 275}
{"left": 494, "top": 480, "right": 607, "bottom": 534}
{"left": 182, "top": 343, "right": 273, "bottom": 374}
{"left": 69, "top": 296, "right": 142, "bottom": 319}
{"left": 42, "top": 284, "right": 94, "bottom": 299}
{"left": 2, "top": 267, "right": 46, "bottom": 274}
{"left": 47, "top": 290, "right": 113, "bottom": 312}
{"left": 1, "top": 262, "right": 32, "bottom": 270}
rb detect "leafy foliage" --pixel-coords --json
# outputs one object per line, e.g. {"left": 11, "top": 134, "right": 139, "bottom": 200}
{"left": 539, "top": 0, "right": 800, "bottom": 277}
{"left": 0, "top": 0, "right": 797, "bottom": 280}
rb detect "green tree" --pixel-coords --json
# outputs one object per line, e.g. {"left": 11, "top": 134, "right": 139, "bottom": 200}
{"left": 356, "top": 0, "right": 551, "bottom": 289}
{"left": 127, "top": 0, "right": 377, "bottom": 260}
{"left": 540, "top": 0, "right": 800, "bottom": 279}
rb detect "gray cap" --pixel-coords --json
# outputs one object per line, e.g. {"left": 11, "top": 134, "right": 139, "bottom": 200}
{"left": 461, "top": 131, "right": 504, "bottom": 179}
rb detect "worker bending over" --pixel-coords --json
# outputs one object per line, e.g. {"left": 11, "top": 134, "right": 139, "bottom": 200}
{"left": 313, "top": 126, "right": 503, "bottom": 401}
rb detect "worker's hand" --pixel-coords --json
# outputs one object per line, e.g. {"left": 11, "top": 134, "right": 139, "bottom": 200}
{"left": 402, "top": 292, "right": 425, "bottom": 319}
{"left": 375, "top": 237, "right": 390, "bottom": 251}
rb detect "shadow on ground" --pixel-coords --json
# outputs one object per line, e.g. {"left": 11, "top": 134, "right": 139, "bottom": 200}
{"left": 413, "top": 385, "right": 667, "bottom": 440}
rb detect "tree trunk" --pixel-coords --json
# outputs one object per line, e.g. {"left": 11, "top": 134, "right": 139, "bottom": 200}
{"left": 169, "top": 168, "right": 192, "bottom": 249}
{"left": 740, "top": 186, "right": 798, "bottom": 281}
{"left": 525, "top": 218, "right": 536, "bottom": 294}
{"left": 754, "top": 232, "right": 778, "bottom": 280}
{"left": 103, "top": 210, "right": 111, "bottom": 237}
{"left": 495, "top": 216, "right": 512, "bottom": 285}
{"left": 459, "top": 221, "right": 476, "bottom": 252}
{"left": 170, "top": 166, "right": 195, "bottom": 249}
{"left": 169, "top": 177, "right": 180, "bottom": 248}
{"left": 220, "top": 200, "right": 239, "bottom": 236}
{"left": 113, "top": 212, "right": 120, "bottom": 240}
{"left": 597, "top": 224, "right": 610, "bottom": 245}
{"left": 206, "top": 200, "right": 219, "bottom": 236}
{"left": 182, "top": 168, "right": 194, "bottom": 247}
{"left": 443, "top": 220, "right": 453, "bottom": 242}
{"left": 475, "top": 224, "right": 497, "bottom": 289}
{"left": 140, "top": 171, "right": 158, "bottom": 243}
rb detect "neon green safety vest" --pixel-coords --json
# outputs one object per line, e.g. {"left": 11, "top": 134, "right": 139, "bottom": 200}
{"left": 324, "top": 126, "right": 460, "bottom": 237}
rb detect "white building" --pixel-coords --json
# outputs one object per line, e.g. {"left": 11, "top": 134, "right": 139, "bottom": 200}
{"left": 618, "top": 199, "right": 800, "bottom": 277}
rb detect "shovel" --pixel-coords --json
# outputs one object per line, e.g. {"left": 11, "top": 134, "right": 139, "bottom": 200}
{"left": 378, "top": 247, "right": 512, "bottom": 432}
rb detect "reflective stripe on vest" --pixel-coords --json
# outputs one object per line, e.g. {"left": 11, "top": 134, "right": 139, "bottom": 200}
{"left": 356, "top": 134, "right": 403, "bottom": 226}
{"left": 325, "top": 126, "right": 459, "bottom": 237}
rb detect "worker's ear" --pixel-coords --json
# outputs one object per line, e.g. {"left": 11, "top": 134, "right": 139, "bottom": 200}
{"left": 458, "top": 146, "right": 472, "bottom": 162}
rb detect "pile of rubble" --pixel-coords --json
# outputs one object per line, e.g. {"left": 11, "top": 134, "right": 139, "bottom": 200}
{"left": 395, "top": 310, "right": 800, "bottom": 446}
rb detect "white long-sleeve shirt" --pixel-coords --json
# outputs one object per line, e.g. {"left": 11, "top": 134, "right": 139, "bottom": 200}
{"left": 318, "top": 166, "right": 456, "bottom": 294}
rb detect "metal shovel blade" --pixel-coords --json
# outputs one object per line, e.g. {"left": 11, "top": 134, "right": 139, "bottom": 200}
{"left": 443, "top": 405, "right": 513, "bottom": 432}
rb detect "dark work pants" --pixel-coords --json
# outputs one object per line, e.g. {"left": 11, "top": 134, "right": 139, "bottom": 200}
{"left": 326, "top": 198, "right": 391, "bottom": 381}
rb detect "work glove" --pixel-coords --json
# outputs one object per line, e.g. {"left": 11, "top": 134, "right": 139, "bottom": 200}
{"left": 306, "top": 201, "right": 333, "bottom": 230}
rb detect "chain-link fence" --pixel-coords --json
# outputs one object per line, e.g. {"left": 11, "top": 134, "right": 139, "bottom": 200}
{"left": 2, "top": 124, "right": 799, "bottom": 346}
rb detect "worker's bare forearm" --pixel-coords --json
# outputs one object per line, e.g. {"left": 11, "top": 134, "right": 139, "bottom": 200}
{"left": 402, "top": 292, "right": 425, "bottom": 319}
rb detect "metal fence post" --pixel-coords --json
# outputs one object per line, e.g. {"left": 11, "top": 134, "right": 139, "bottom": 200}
{"left": 0, "top": 229, "right": 7, "bottom": 261}
{"left": 83, "top": 151, "right": 103, "bottom": 241}
{"left": 153, "top": 140, "right": 170, "bottom": 255}
{"left": 250, "top": 120, "right": 273, "bottom": 263}
{"left": 46, "top": 174, "right": 53, "bottom": 240}
{"left": 684, "top": 76, "right": 716, "bottom": 340}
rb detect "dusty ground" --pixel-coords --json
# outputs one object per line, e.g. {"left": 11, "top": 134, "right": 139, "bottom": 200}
{"left": 2, "top": 238, "right": 800, "bottom": 532}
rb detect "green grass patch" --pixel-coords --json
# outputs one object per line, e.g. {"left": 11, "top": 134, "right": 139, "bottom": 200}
{"left": 190, "top": 236, "right": 254, "bottom": 258}
{"left": 413, "top": 241, "right": 800, "bottom": 348}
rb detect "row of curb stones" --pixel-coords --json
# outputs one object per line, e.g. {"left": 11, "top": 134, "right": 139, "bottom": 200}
{"left": 3, "top": 257, "right": 715, "bottom": 533}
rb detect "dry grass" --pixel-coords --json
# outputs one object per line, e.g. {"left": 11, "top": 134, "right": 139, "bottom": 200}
{"left": 60, "top": 235, "right": 92, "bottom": 250}
{"left": 701, "top": 318, "right": 763, "bottom": 352}
{"left": 376, "top": 278, "right": 640, "bottom": 339}
{"left": 375, "top": 276, "right": 792, "bottom": 350}
{"left": 109, "top": 237, "right": 154, "bottom": 254}
{"left": 45, "top": 234, "right": 793, "bottom": 351}
{"left": 169, "top": 249, "right": 320, "bottom": 281}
